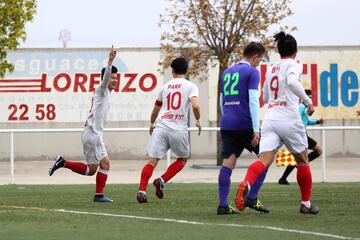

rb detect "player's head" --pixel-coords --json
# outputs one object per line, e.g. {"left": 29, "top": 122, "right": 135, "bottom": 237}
{"left": 101, "top": 66, "right": 118, "bottom": 91}
{"left": 243, "top": 42, "right": 265, "bottom": 67}
{"left": 305, "top": 89, "right": 312, "bottom": 97}
{"left": 274, "top": 31, "right": 297, "bottom": 58}
{"left": 171, "top": 57, "right": 188, "bottom": 76}
{"left": 101, "top": 66, "right": 118, "bottom": 80}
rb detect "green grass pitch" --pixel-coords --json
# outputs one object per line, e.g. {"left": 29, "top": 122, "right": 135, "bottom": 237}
{"left": 0, "top": 183, "right": 359, "bottom": 240}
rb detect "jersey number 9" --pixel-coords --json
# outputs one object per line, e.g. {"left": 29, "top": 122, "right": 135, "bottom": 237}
{"left": 270, "top": 76, "right": 279, "bottom": 100}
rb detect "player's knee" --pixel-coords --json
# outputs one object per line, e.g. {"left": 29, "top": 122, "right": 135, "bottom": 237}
{"left": 296, "top": 159, "right": 307, "bottom": 165}
{"left": 259, "top": 151, "right": 275, "bottom": 168}
{"left": 222, "top": 154, "right": 237, "bottom": 169}
{"left": 223, "top": 158, "right": 236, "bottom": 169}
{"left": 317, "top": 150, "right": 322, "bottom": 156}
{"left": 295, "top": 155, "right": 308, "bottom": 165}
{"left": 100, "top": 160, "right": 110, "bottom": 171}
{"left": 148, "top": 158, "right": 159, "bottom": 167}
{"left": 292, "top": 151, "right": 308, "bottom": 165}
{"left": 87, "top": 165, "right": 98, "bottom": 175}
{"left": 177, "top": 158, "right": 187, "bottom": 164}
{"left": 315, "top": 145, "right": 323, "bottom": 155}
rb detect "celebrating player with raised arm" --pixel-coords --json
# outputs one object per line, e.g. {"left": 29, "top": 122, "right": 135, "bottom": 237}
{"left": 235, "top": 32, "right": 320, "bottom": 214}
{"left": 49, "top": 46, "right": 118, "bottom": 203}
{"left": 137, "top": 57, "right": 201, "bottom": 203}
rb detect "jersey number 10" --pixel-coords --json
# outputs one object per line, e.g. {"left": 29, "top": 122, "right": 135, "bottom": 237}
{"left": 166, "top": 91, "right": 182, "bottom": 110}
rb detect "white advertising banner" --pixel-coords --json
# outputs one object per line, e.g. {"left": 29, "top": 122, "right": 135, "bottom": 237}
{"left": 0, "top": 48, "right": 162, "bottom": 122}
{"left": 209, "top": 46, "right": 360, "bottom": 121}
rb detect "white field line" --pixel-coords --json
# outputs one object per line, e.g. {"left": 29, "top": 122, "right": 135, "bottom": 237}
{"left": 1, "top": 205, "right": 359, "bottom": 240}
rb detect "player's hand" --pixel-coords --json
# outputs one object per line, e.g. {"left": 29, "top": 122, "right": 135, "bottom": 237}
{"left": 318, "top": 118, "right": 324, "bottom": 124}
{"left": 251, "top": 132, "right": 260, "bottom": 147}
{"left": 307, "top": 104, "right": 315, "bottom": 116}
{"left": 149, "top": 123, "right": 156, "bottom": 136}
{"left": 108, "top": 45, "right": 116, "bottom": 64}
{"left": 196, "top": 120, "right": 201, "bottom": 136}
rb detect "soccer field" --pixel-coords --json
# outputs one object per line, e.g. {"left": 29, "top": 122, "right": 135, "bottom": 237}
{"left": 0, "top": 183, "right": 359, "bottom": 240}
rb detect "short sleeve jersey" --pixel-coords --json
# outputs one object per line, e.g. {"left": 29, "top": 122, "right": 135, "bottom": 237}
{"left": 85, "top": 66, "right": 111, "bottom": 134}
{"left": 263, "top": 58, "right": 303, "bottom": 121}
{"left": 220, "top": 61, "right": 260, "bottom": 130}
{"left": 156, "top": 78, "right": 199, "bottom": 132}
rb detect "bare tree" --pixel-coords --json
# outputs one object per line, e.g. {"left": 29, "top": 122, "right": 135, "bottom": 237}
{"left": 160, "top": 0, "right": 294, "bottom": 165}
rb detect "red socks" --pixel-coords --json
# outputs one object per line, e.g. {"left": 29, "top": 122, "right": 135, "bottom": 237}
{"left": 95, "top": 169, "right": 108, "bottom": 195}
{"left": 64, "top": 161, "right": 109, "bottom": 195}
{"left": 138, "top": 160, "right": 186, "bottom": 191}
{"left": 244, "top": 160, "right": 266, "bottom": 186}
{"left": 138, "top": 163, "right": 155, "bottom": 192}
{"left": 64, "top": 161, "right": 89, "bottom": 175}
{"left": 245, "top": 161, "right": 313, "bottom": 202}
{"left": 297, "top": 165, "right": 312, "bottom": 201}
{"left": 161, "top": 160, "right": 186, "bottom": 183}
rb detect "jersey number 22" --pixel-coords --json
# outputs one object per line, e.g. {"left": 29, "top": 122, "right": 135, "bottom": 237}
{"left": 224, "top": 72, "right": 239, "bottom": 96}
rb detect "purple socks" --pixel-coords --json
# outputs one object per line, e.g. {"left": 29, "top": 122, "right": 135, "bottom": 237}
{"left": 247, "top": 168, "right": 268, "bottom": 201}
{"left": 218, "top": 166, "right": 232, "bottom": 208}
{"left": 218, "top": 166, "right": 268, "bottom": 207}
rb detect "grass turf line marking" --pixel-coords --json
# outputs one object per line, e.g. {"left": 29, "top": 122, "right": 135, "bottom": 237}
{"left": 1, "top": 205, "right": 359, "bottom": 240}
{"left": 0, "top": 205, "right": 50, "bottom": 211}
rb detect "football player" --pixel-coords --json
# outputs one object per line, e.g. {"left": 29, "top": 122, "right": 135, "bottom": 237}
{"left": 235, "top": 32, "right": 320, "bottom": 214}
{"left": 137, "top": 57, "right": 201, "bottom": 203}
{"left": 217, "top": 42, "right": 269, "bottom": 215}
{"left": 49, "top": 46, "right": 118, "bottom": 203}
{"left": 278, "top": 89, "right": 324, "bottom": 185}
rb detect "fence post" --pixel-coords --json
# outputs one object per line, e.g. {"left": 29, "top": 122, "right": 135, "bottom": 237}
{"left": 10, "top": 131, "right": 15, "bottom": 184}
{"left": 321, "top": 129, "right": 326, "bottom": 182}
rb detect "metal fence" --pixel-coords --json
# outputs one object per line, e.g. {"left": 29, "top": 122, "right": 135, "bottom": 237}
{"left": 1, "top": 126, "right": 359, "bottom": 184}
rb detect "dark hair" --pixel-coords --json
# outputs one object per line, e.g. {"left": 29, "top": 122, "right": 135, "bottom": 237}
{"left": 171, "top": 57, "right": 188, "bottom": 74}
{"left": 274, "top": 31, "right": 297, "bottom": 57}
{"left": 305, "top": 89, "right": 312, "bottom": 96}
{"left": 243, "top": 42, "right": 265, "bottom": 57}
{"left": 101, "top": 66, "right": 118, "bottom": 81}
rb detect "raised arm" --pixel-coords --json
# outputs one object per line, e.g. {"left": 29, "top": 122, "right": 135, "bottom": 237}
{"left": 100, "top": 45, "right": 116, "bottom": 90}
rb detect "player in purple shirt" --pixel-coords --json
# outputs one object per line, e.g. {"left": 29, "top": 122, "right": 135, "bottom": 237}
{"left": 217, "top": 42, "right": 269, "bottom": 214}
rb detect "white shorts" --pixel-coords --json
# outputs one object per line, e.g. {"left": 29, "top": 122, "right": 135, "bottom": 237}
{"left": 81, "top": 127, "right": 107, "bottom": 164}
{"left": 146, "top": 127, "right": 190, "bottom": 159}
{"left": 259, "top": 119, "right": 308, "bottom": 154}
